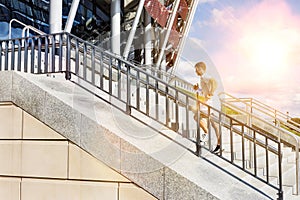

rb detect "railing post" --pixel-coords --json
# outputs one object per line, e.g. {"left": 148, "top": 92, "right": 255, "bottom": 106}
{"left": 146, "top": 75, "right": 149, "bottom": 116}
{"left": 37, "top": 37, "right": 42, "bottom": 73}
{"left": 44, "top": 36, "right": 48, "bottom": 73}
{"left": 248, "top": 98, "right": 254, "bottom": 168}
{"left": 126, "top": 64, "right": 131, "bottom": 115}
{"left": 58, "top": 34, "right": 63, "bottom": 71}
{"left": 296, "top": 140, "right": 300, "bottom": 195}
{"left": 207, "top": 107, "right": 212, "bottom": 150}
{"left": 196, "top": 102, "right": 201, "bottom": 156}
{"left": 277, "top": 142, "right": 283, "bottom": 200}
{"left": 185, "top": 95, "right": 189, "bottom": 138}
{"left": 51, "top": 35, "right": 56, "bottom": 73}
{"left": 11, "top": 41, "right": 15, "bottom": 70}
{"left": 165, "top": 86, "right": 169, "bottom": 126}
{"left": 136, "top": 71, "right": 141, "bottom": 111}
{"left": 65, "top": 34, "right": 71, "bottom": 80}
{"left": 91, "top": 47, "right": 96, "bottom": 85}
{"left": 4, "top": 41, "right": 8, "bottom": 70}
{"left": 155, "top": 80, "right": 159, "bottom": 120}
{"left": 30, "top": 37, "right": 35, "bottom": 73}
{"left": 230, "top": 118, "right": 234, "bottom": 163}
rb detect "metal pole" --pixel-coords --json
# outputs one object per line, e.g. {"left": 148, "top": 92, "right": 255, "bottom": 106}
{"left": 173, "top": 0, "right": 199, "bottom": 69}
{"left": 144, "top": 10, "right": 152, "bottom": 70}
{"left": 111, "top": 0, "right": 121, "bottom": 55}
{"left": 277, "top": 142, "right": 283, "bottom": 200}
{"left": 156, "top": 0, "right": 180, "bottom": 70}
{"left": 123, "top": 0, "right": 145, "bottom": 59}
{"left": 64, "top": 0, "right": 81, "bottom": 33}
{"left": 49, "top": 0, "right": 62, "bottom": 33}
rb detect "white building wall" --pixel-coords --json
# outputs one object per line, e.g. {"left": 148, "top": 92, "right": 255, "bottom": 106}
{"left": 0, "top": 103, "right": 156, "bottom": 200}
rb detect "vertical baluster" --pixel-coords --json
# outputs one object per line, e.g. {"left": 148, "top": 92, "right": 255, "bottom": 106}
{"left": 37, "top": 37, "right": 42, "bottom": 73}
{"left": 126, "top": 65, "right": 131, "bottom": 115}
{"left": 108, "top": 56, "right": 112, "bottom": 94}
{"left": 175, "top": 90, "right": 179, "bottom": 131}
{"left": 117, "top": 61, "right": 121, "bottom": 99}
{"left": 219, "top": 112, "right": 223, "bottom": 156}
{"left": 196, "top": 101, "right": 201, "bottom": 156}
{"left": 11, "top": 41, "right": 15, "bottom": 70}
{"left": 185, "top": 95, "right": 189, "bottom": 138}
{"left": 51, "top": 35, "right": 55, "bottom": 73}
{"left": 99, "top": 52, "right": 103, "bottom": 89}
{"left": 136, "top": 70, "right": 140, "bottom": 110}
{"left": 155, "top": 80, "right": 159, "bottom": 120}
{"left": 65, "top": 34, "right": 71, "bottom": 80}
{"left": 242, "top": 125, "right": 245, "bottom": 169}
{"left": 146, "top": 75, "right": 149, "bottom": 116}
{"left": 91, "top": 47, "right": 95, "bottom": 84}
{"left": 75, "top": 39, "right": 79, "bottom": 75}
{"left": 207, "top": 107, "right": 212, "bottom": 150}
{"left": 59, "top": 34, "right": 63, "bottom": 71}
{"left": 83, "top": 42, "right": 87, "bottom": 80}
{"left": 44, "top": 36, "right": 48, "bottom": 73}
{"left": 17, "top": 39, "right": 21, "bottom": 71}
{"left": 230, "top": 118, "right": 234, "bottom": 163}
{"left": 5, "top": 41, "right": 9, "bottom": 70}
{"left": 265, "top": 138, "right": 269, "bottom": 183}
{"left": 166, "top": 86, "right": 170, "bottom": 127}
{"left": 30, "top": 38, "right": 35, "bottom": 73}
{"left": 278, "top": 142, "right": 283, "bottom": 200}
{"left": 253, "top": 131, "right": 257, "bottom": 176}
{"left": 24, "top": 38, "right": 28, "bottom": 73}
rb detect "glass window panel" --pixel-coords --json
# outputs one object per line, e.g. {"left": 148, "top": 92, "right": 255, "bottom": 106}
{"left": 26, "top": 5, "right": 33, "bottom": 17}
{"left": 12, "top": 1, "right": 20, "bottom": 10}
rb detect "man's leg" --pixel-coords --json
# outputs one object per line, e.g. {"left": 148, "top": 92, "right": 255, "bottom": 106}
{"left": 210, "top": 119, "right": 221, "bottom": 153}
{"left": 199, "top": 119, "right": 208, "bottom": 134}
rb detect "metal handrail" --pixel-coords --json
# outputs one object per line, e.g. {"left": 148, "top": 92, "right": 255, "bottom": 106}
{"left": 0, "top": 33, "right": 285, "bottom": 199}
{"left": 220, "top": 92, "right": 300, "bottom": 130}
{"left": 220, "top": 92, "right": 300, "bottom": 137}
{"left": 9, "top": 19, "right": 45, "bottom": 39}
{"left": 219, "top": 91, "right": 300, "bottom": 195}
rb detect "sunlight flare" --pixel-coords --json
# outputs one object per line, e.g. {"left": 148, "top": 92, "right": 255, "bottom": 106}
{"left": 240, "top": 31, "right": 289, "bottom": 76}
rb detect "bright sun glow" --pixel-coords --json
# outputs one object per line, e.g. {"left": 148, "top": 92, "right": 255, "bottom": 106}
{"left": 240, "top": 31, "right": 289, "bottom": 77}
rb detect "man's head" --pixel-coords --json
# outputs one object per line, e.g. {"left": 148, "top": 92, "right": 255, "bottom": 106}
{"left": 195, "top": 62, "right": 206, "bottom": 76}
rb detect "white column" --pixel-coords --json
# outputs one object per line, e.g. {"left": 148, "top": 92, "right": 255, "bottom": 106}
{"left": 64, "top": 0, "right": 81, "bottom": 33}
{"left": 156, "top": 0, "right": 180, "bottom": 70}
{"left": 111, "top": 0, "right": 121, "bottom": 55}
{"left": 144, "top": 11, "right": 152, "bottom": 68}
{"left": 123, "top": 0, "right": 145, "bottom": 59}
{"left": 49, "top": 0, "right": 62, "bottom": 33}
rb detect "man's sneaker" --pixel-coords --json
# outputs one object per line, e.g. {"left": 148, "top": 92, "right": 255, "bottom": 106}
{"left": 212, "top": 144, "right": 220, "bottom": 153}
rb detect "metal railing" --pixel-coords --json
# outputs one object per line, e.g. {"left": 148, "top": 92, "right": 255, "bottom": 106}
{"left": 9, "top": 19, "right": 45, "bottom": 39}
{"left": 221, "top": 92, "right": 300, "bottom": 133}
{"left": 219, "top": 92, "right": 300, "bottom": 195}
{"left": 0, "top": 32, "right": 285, "bottom": 199}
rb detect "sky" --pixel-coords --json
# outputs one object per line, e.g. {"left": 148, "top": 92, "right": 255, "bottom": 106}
{"left": 176, "top": 0, "right": 300, "bottom": 117}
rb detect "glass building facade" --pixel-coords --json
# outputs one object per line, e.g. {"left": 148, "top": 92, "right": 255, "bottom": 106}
{"left": 0, "top": 0, "right": 118, "bottom": 40}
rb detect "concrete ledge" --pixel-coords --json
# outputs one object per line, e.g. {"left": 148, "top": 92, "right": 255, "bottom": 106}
{"left": 44, "top": 92, "right": 82, "bottom": 144}
{"left": 0, "top": 71, "right": 270, "bottom": 200}
{"left": 12, "top": 72, "right": 46, "bottom": 120}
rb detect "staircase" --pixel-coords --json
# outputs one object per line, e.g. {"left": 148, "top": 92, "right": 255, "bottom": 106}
{"left": 1, "top": 32, "right": 300, "bottom": 199}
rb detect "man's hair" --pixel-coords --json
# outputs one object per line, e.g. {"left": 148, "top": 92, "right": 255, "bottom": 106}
{"left": 195, "top": 62, "right": 206, "bottom": 72}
